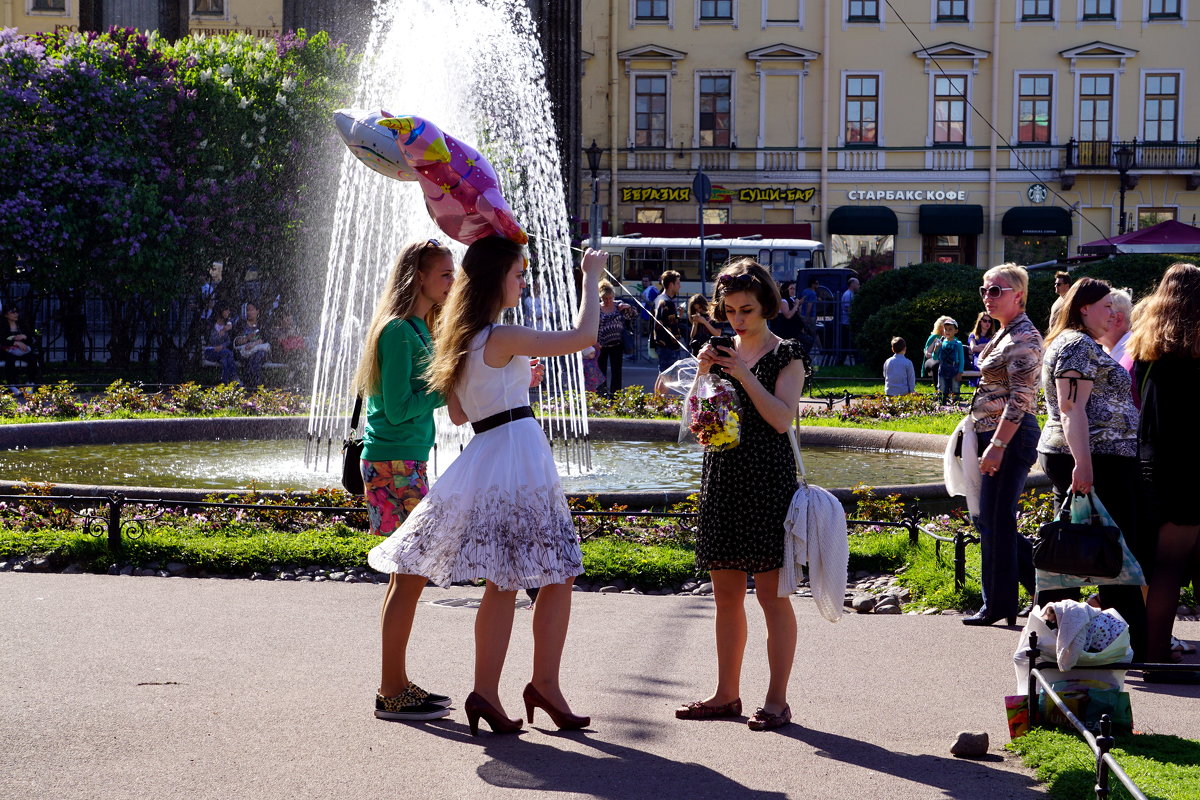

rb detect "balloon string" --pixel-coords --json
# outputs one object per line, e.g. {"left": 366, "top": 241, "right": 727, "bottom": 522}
{"left": 527, "top": 230, "right": 695, "bottom": 355}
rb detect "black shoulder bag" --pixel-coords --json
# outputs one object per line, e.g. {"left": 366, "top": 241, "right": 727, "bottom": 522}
{"left": 1032, "top": 493, "right": 1123, "bottom": 579}
{"left": 341, "top": 394, "right": 365, "bottom": 495}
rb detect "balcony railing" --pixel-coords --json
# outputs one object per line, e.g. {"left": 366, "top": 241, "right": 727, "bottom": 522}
{"left": 1065, "top": 138, "right": 1200, "bottom": 170}
{"left": 604, "top": 140, "right": 1200, "bottom": 174}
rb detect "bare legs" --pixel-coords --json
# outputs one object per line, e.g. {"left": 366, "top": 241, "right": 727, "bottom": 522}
{"left": 1145, "top": 522, "right": 1200, "bottom": 662}
{"left": 705, "top": 568, "right": 796, "bottom": 714}
{"left": 473, "top": 577, "right": 579, "bottom": 716}
{"left": 378, "top": 572, "right": 431, "bottom": 696}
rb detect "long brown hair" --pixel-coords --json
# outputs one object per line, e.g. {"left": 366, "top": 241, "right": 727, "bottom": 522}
{"left": 426, "top": 236, "right": 527, "bottom": 398}
{"left": 1044, "top": 276, "right": 1111, "bottom": 347}
{"left": 352, "top": 239, "right": 452, "bottom": 396}
{"left": 1126, "top": 262, "right": 1200, "bottom": 361}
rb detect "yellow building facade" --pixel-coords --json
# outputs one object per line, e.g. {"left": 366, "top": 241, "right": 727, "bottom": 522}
{"left": 582, "top": 0, "right": 1200, "bottom": 269}
{"left": 5, "top": 1, "right": 284, "bottom": 39}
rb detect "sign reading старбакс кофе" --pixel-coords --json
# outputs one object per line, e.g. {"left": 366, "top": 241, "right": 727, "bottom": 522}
{"left": 847, "top": 189, "right": 968, "bottom": 201}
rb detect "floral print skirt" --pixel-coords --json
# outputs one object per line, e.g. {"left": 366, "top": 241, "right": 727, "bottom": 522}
{"left": 361, "top": 459, "right": 430, "bottom": 536}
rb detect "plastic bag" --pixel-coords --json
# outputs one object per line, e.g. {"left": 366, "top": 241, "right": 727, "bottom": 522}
{"left": 1035, "top": 491, "right": 1146, "bottom": 592}
{"left": 681, "top": 372, "right": 742, "bottom": 451}
{"left": 658, "top": 356, "right": 700, "bottom": 396}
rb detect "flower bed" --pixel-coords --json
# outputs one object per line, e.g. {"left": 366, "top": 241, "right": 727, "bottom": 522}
{"left": 1, "top": 380, "right": 306, "bottom": 421}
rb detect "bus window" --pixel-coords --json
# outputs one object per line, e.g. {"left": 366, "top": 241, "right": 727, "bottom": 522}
{"left": 761, "top": 249, "right": 814, "bottom": 282}
{"left": 665, "top": 248, "right": 701, "bottom": 281}
{"left": 609, "top": 253, "right": 624, "bottom": 281}
{"left": 626, "top": 247, "right": 665, "bottom": 283}
{"left": 704, "top": 248, "right": 728, "bottom": 280}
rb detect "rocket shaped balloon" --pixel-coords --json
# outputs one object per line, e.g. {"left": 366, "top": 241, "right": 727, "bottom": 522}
{"left": 333, "top": 109, "right": 528, "bottom": 245}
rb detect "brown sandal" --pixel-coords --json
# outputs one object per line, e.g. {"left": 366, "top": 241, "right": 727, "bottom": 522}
{"left": 747, "top": 705, "right": 792, "bottom": 731}
{"left": 675, "top": 698, "right": 742, "bottom": 720}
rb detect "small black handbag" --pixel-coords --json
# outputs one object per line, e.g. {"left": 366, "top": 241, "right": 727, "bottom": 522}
{"left": 341, "top": 395, "right": 365, "bottom": 495}
{"left": 1032, "top": 494, "right": 1123, "bottom": 579}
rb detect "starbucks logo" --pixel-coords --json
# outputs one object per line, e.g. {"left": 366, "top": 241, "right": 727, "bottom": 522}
{"left": 1027, "top": 183, "right": 1049, "bottom": 204}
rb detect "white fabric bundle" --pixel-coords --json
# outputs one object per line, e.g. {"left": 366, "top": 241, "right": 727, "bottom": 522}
{"left": 943, "top": 414, "right": 981, "bottom": 517}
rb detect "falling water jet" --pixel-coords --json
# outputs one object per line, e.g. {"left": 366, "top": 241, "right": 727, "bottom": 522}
{"left": 306, "top": 0, "right": 591, "bottom": 478}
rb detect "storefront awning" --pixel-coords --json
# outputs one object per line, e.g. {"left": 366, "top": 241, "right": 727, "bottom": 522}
{"left": 919, "top": 204, "right": 984, "bottom": 235}
{"left": 1001, "top": 207, "right": 1073, "bottom": 237}
{"left": 828, "top": 206, "right": 898, "bottom": 236}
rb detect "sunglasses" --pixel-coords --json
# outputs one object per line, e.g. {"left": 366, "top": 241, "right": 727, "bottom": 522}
{"left": 717, "top": 273, "right": 756, "bottom": 290}
{"left": 978, "top": 285, "right": 1016, "bottom": 299}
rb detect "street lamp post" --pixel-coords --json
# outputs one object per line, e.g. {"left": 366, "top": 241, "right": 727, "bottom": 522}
{"left": 585, "top": 140, "right": 603, "bottom": 250}
{"left": 1115, "top": 143, "right": 1135, "bottom": 236}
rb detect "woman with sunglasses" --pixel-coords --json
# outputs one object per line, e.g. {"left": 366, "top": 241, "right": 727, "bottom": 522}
{"left": 677, "top": 260, "right": 809, "bottom": 732}
{"left": 354, "top": 239, "right": 456, "bottom": 722}
{"left": 963, "top": 264, "right": 1043, "bottom": 626}
{"left": 967, "top": 312, "right": 996, "bottom": 387}
{"left": 1036, "top": 277, "right": 1146, "bottom": 656}
{"left": 1128, "top": 262, "right": 1200, "bottom": 678}
{"left": 370, "top": 237, "right": 607, "bottom": 734}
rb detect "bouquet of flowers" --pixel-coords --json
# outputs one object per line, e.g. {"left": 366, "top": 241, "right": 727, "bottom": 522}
{"left": 683, "top": 373, "right": 741, "bottom": 451}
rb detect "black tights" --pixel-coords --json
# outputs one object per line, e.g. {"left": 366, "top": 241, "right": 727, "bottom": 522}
{"left": 1145, "top": 523, "right": 1200, "bottom": 661}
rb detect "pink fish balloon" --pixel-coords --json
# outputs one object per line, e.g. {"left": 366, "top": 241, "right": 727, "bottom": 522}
{"left": 333, "top": 108, "right": 527, "bottom": 245}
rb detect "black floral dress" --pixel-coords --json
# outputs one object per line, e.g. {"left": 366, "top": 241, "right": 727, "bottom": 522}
{"left": 697, "top": 340, "right": 807, "bottom": 573}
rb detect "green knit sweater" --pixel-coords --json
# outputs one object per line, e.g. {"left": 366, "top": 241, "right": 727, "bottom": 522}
{"left": 361, "top": 317, "right": 445, "bottom": 462}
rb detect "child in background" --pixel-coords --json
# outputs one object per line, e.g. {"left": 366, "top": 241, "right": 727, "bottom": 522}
{"left": 933, "top": 318, "right": 965, "bottom": 404}
{"left": 883, "top": 336, "right": 916, "bottom": 396}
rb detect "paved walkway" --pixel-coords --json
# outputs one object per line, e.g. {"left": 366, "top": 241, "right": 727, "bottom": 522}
{"left": 2, "top": 573, "right": 1197, "bottom": 800}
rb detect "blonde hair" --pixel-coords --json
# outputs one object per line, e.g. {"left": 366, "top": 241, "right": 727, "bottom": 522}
{"left": 1126, "top": 262, "right": 1200, "bottom": 361}
{"left": 982, "top": 262, "right": 1029, "bottom": 308}
{"left": 426, "top": 236, "right": 527, "bottom": 399}
{"left": 352, "top": 240, "right": 452, "bottom": 396}
{"left": 599, "top": 280, "right": 615, "bottom": 299}
{"left": 929, "top": 315, "right": 952, "bottom": 336}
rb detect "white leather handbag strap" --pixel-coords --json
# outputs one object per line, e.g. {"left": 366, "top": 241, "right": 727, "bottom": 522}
{"left": 787, "top": 425, "right": 807, "bottom": 486}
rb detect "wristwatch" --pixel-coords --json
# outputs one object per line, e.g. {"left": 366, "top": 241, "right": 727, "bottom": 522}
{"left": 990, "top": 438, "right": 1008, "bottom": 449}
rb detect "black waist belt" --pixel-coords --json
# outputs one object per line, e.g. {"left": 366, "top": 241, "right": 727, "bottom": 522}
{"left": 472, "top": 405, "right": 534, "bottom": 435}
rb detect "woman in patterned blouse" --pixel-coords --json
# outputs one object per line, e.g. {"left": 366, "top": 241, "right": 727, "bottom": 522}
{"left": 964, "top": 264, "right": 1043, "bottom": 627}
{"left": 1035, "top": 277, "right": 1146, "bottom": 657}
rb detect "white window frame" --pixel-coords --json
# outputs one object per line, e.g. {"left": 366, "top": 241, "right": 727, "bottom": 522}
{"left": 928, "top": 72, "right": 972, "bottom": 146}
{"left": 843, "top": 0, "right": 886, "bottom": 29}
{"left": 631, "top": 0, "right": 675, "bottom": 27}
{"left": 695, "top": 0, "right": 739, "bottom": 27}
{"left": 1135, "top": 206, "right": 1178, "bottom": 227}
{"left": 755, "top": 69, "right": 806, "bottom": 148}
{"left": 190, "top": 0, "right": 228, "bottom": 17}
{"left": 628, "top": 70, "right": 673, "bottom": 148}
{"left": 1077, "top": 0, "right": 1120, "bottom": 24}
{"left": 1012, "top": 71, "right": 1058, "bottom": 145}
{"left": 27, "top": 0, "right": 70, "bottom": 14}
{"left": 761, "top": 0, "right": 804, "bottom": 27}
{"left": 1072, "top": 69, "right": 1121, "bottom": 142}
{"left": 694, "top": 70, "right": 737, "bottom": 147}
{"left": 930, "top": 0, "right": 973, "bottom": 29}
{"left": 1144, "top": 0, "right": 1185, "bottom": 20}
{"left": 1015, "top": 0, "right": 1060, "bottom": 27}
{"left": 1138, "top": 68, "right": 1185, "bottom": 142}
{"left": 839, "top": 70, "right": 885, "bottom": 147}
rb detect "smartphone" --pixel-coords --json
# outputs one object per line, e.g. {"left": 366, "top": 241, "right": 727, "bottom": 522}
{"left": 709, "top": 335, "right": 734, "bottom": 375}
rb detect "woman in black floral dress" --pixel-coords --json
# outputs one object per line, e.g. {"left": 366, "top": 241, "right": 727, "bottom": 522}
{"left": 675, "top": 260, "right": 809, "bottom": 732}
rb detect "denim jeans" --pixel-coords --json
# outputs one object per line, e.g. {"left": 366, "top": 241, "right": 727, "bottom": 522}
{"left": 937, "top": 371, "right": 960, "bottom": 403}
{"left": 973, "top": 413, "right": 1039, "bottom": 617}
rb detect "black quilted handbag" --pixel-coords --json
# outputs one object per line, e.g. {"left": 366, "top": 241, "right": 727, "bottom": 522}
{"left": 1032, "top": 494, "right": 1123, "bottom": 579}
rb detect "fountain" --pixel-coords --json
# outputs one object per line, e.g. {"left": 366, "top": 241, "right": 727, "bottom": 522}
{"left": 305, "top": 0, "right": 589, "bottom": 477}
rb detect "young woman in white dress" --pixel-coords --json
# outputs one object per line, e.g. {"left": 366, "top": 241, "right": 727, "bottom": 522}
{"left": 368, "top": 235, "right": 608, "bottom": 735}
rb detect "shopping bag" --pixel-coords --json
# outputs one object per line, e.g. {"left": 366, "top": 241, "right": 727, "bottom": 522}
{"left": 1035, "top": 492, "right": 1146, "bottom": 592}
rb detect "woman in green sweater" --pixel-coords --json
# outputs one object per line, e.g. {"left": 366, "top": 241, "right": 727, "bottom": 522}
{"left": 353, "top": 239, "right": 456, "bottom": 722}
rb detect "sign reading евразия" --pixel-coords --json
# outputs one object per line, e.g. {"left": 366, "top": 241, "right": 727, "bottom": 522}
{"left": 620, "top": 186, "right": 816, "bottom": 204}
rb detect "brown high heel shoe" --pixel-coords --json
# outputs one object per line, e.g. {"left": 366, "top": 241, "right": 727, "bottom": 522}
{"left": 464, "top": 692, "right": 523, "bottom": 736}
{"left": 522, "top": 683, "right": 590, "bottom": 730}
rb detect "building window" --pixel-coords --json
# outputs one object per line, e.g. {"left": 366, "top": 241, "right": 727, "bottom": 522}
{"left": 702, "top": 208, "right": 730, "bottom": 224}
{"left": 634, "top": 76, "right": 668, "bottom": 147}
{"left": 1143, "top": 74, "right": 1179, "bottom": 142}
{"left": 1018, "top": 75, "right": 1052, "bottom": 144}
{"left": 31, "top": 0, "right": 67, "bottom": 9}
{"left": 845, "top": 75, "right": 879, "bottom": 145}
{"left": 699, "top": 0, "right": 733, "bottom": 19}
{"left": 636, "top": 0, "right": 670, "bottom": 19}
{"left": 1082, "top": 0, "right": 1115, "bottom": 18}
{"left": 1021, "top": 0, "right": 1054, "bottom": 19}
{"left": 1147, "top": 0, "right": 1182, "bottom": 18}
{"left": 831, "top": 235, "right": 895, "bottom": 274}
{"left": 1138, "top": 207, "right": 1176, "bottom": 228}
{"left": 1004, "top": 236, "right": 1068, "bottom": 265}
{"left": 636, "top": 208, "right": 665, "bottom": 223}
{"left": 933, "top": 75, "right": 967, "bottom": 145}
{"left": 698, "top": 75, "right": 732, "bottom": 147}
{"left": 1079, "top": 74, "right": 1113, "bottom": 143}
{"left": 847, "top": 0, "right": 879, "bottom": 21}
{"left": 764, "top": 0, "right": 801, "bottom": 23}
{"left": 192, "top": 0, "right": 225, "bottom": 14}
{"left": 937, "top": 0, "right": 968, "bottom": 20}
